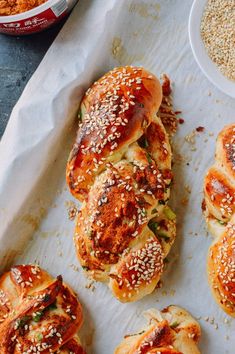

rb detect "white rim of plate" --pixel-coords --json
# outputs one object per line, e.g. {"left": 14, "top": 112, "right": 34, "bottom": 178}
{"left": 188, "top": 0, "right": 235, "bottom": 98}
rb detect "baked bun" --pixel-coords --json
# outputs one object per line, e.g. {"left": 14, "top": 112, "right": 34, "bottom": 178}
{"left": 67, "top": 66, "right": 176, "bottom": 302}
{"left": 0, "top": 264, "right": 85, "bottom": 353}
{"left": 203, "top": 124, "right": 235, "bottom": 316}
{"left": 115, "top": 305, "right": 201, "bottom": 354}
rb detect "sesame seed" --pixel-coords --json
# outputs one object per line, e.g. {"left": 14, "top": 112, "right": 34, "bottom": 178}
{"left": 201, "top": 0, "right": 235, "bottom": 81}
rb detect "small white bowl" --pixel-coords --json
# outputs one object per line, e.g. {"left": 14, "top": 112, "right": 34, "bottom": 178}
{"left": 188, "top": 0, "right": 235, "bottom": 98}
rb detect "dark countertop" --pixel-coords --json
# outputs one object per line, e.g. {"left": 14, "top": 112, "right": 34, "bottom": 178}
{"left": 0, "top": 19, "right": 66, "bottom": 138}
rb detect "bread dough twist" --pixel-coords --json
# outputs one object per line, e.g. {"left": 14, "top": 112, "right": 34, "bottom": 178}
{"left": 67, "top": 66, "right": 176, "bottom": 302}
{"left": 0, "top": 264, "right": 85, "bottom": 353}
{"left": 203, "top": 124, "right": 235, "bottom": 316}
{"left": 115, "top": 305, "right": 201, "bottom": 354}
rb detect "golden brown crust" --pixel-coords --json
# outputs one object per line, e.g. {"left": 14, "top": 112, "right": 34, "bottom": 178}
{"left": 130, "top": 321, "right": 175, "bottom": 354}
{"left": 207, "top": 220, "right": 235, "bottom": 316}
{"left": 204, "top": 167, "right": 235, "bottom": 221}
{"left": 216, "top": 124, "right": 235, "bottom": 180}
{"left": 115, "top": 306, "right": 201, "bottom": 354}
{"left": 75, "top": 163, "right": 148, "bottom": 267}
{"left": 158, "top": 74, "right": 178, "bottom": 137}
{"left": 59, "top": 335, "right": 86, "bottom": 353}
{"left": 75, "top": 158, "right": 170, "bottom": 267}
{"left": 68, "top": 66, "right": 176, "bottom": 302}
{"left": 203, "top": 124, "right": 235, "bottom": 316}
{"left": 109, "top": 235, "right": 164, "bottom": 302}
{"left": 66, "top": 66, "right": 162, "bottom": 201}
{"left": 0, "top": 264, "right": 85, "bottom": 353}
{"left": 147, "top": 350, "right": 181, "bottom": 354}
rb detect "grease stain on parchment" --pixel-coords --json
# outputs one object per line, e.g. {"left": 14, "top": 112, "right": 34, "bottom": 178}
{"left": 183, "top": 74, "right": 196, "bottom": 85}
{"left": 2, "top": 250, "right": 22, "bottom": 271}
{"left": 39, "top": 230, "right": 58, "bottom": 239}
{"left": 20, "top": 207, "right": 47, "bottom": 232}
{"left": 112, "top": 37, "right": 144, "bottom": 65}
{"left": 84, "top": 326, "right": 95, "bottom": 347}
{"left": 129, "top": 2, "right": 160, "bottom": 20}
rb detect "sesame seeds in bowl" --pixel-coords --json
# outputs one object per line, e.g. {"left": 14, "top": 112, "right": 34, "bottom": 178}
{"left": 188, "top": 0, "right": 235, "bottom": 98}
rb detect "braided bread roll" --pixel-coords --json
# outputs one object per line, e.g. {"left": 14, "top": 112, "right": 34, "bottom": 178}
{"left": 67, "top": 66, "right": 176, "bottom": 302}
{"left": 0, "top": 264, "right": 85, "bottom": 353}
{"left": 115, "top": 305, "right": 201, "bottom": 354}
{"left": 203, "top": 124, "right": 235, "bottom": 316}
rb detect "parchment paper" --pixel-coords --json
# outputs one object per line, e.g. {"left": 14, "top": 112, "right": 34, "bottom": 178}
{"left": 0, "top": 1, "right": 234, "bottom": 353}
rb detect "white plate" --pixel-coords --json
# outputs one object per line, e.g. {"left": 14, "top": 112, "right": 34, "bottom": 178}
{"left": 188, "top": 0, "right": 235, "bottom": 98}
